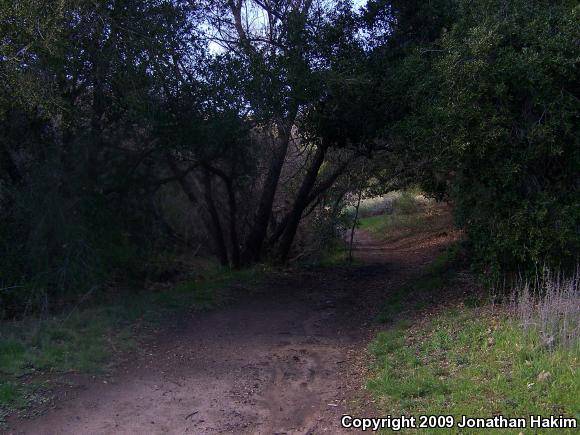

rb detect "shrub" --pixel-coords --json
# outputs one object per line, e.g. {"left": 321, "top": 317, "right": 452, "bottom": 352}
{"left": 391, "top": 0, "right": 580, "bottom": 279}
{"left": 0, "top": 160, "right": 159, "bottom": 318}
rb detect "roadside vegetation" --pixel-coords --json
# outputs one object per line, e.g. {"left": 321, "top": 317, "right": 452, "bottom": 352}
{"left": 368, "top": 247, "right": 580, "bottom": 434}
{"left": 2, "top": 0, "right": 576, "bottom": 321}
{"left": 0, "top": 265, "right": 264, "bottom": 421}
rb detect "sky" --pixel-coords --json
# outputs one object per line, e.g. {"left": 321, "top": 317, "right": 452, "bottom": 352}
{"left": 207, "top": 0, "right": 369, "bottom": 53}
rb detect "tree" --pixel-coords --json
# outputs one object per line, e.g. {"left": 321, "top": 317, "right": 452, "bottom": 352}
{"left": 0, "top": 0, "right": 206, "bottom": 313}
{"left": 366, "top": 0, "right": 580, "bottom": 278}
{"left": 170, "top": 0, "right": 367, "bottom": 265}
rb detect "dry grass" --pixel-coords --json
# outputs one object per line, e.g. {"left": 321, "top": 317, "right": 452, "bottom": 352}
{"left": 349, "top": 191, "right": 431, "bottom": 219}
{"left": 510, "top": 267, "right": 580, "bottom": 349}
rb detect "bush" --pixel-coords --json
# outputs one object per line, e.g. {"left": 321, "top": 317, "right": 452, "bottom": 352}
{"left": 390, "top": 0, "right": 580, "bottom": 279}
{"left": 393, "top": 191, "right": 421, "bottom": 215}
{"left": 0, "top": 158, "right": 159, "bottom": 318}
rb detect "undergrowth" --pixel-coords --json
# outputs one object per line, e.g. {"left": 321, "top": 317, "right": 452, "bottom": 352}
{"left": 359, "top": 213, "right": 428, "bottom": 241}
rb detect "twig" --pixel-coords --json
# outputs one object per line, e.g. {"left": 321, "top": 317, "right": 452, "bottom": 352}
{"left": 0, "top": 285, "right": 23, "bottom": 293}
{"left": 185, "top": 411, "right": 199, "bottom": 420}
{"left": 64, "top": 285, "right": 98, "bottom": 322}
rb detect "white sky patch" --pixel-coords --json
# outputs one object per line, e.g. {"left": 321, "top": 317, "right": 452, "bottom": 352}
{"left": 205, "top": 0, "right": 370, "bottom": 54}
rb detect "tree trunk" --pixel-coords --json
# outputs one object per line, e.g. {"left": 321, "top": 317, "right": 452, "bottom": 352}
{"left": 168, "top": 158, "right": 229, "bottom": 267}
{"left": 205, "top": 165, "right": 241, "bottom": 268}
{"left": 276, "top": 152, "right": 354, "bottom": 262}
{"left": 0, "top": 145, "right": 22, "bottom": 184}
{"left": 88, "top": 76, "right": 103, "bottom": 184}
{"left": 349, "top": 188, "right": 363, "bottom": 262}
{"left": 277, "top": 144, "right": 328, "bottom": 262}
{"left": 88, "top": 14, "right": 109, "bottom": 186}
{"left": 224, "top": 178, "right": 241, "bottom": 269}
{"left": 201, "top": 170, "right": 230, "bottom": 267}
{"left": 241, "top": 117, "right": 295, "bottom": 264}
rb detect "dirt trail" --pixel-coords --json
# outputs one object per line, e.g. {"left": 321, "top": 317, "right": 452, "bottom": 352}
{"left": 8, "top": 226, "right": 456, "bottom": 435}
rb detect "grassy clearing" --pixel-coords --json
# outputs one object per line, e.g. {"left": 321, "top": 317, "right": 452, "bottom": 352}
{"left": 315, "top": 246, "right": 351, "bottom": 267}
{"left": 359, "top": 213, "right": 428, "bottom": 241}
{"left": 357, "top": 191, "right": 448, "bottom": 243}
{"left": 294, "top": 228, "right": 362, "bottom": 269}
{"left": 0, "top": 265, "right": 264, "bottom": 420}
{"left": 368, "top": 252, "right": 580, "bottom": 434}
{"left": 348, "top": 189, "right": 424, "bottom": 219}
{"left": 310, "top": 239, "right": 363, "bottom": 268}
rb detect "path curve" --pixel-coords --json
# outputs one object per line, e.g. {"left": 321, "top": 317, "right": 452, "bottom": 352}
{"left": 8, "top": 225, "right": 457, "bottom": 435}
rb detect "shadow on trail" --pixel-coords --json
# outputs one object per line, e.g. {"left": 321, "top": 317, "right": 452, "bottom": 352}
{"left": 9, "top": 222, "right": 459, "bottom": 435}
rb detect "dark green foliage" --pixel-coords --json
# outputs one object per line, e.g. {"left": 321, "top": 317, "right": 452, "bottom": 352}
{"left": 1, "top": 0, "right": 578, "bottom": 317}
{"left": 373, "top": 0, "right": 580, "bottom": 279}
{"left": 0, "top": 159, "right": 159, "bottom": 316}
{"left": 0, "top": 0, "right": 200, "bottom": 317}
{"left": 437, "top": 0, "right": 579, "bottom": 278}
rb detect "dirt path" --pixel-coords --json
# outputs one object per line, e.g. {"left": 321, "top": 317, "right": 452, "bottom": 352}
{"left": 8, "top": 226, "right": 457, "bottom": 435}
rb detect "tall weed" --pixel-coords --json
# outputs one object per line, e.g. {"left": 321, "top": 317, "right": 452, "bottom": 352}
{"left": 510, "top": 267, "right": 579, "bottom": 349}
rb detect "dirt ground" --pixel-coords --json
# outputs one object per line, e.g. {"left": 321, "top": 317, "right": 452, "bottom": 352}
{"left": 7, "top": 222, "right": 458, "bottom": 435}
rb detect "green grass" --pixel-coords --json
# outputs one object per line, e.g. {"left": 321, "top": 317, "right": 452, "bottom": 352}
{"left": 359, "top": 213, "right": 427, "bottom": 239}
{"left": 347, "top": 190, "right": 424, "bottom": 220}
{"left": 369, "top": 309, "right": 580, "bottom": 434}
{"left": 368, "top": 251, "right": 579, "bottom": 434}
{"left": 0, "top": 383, "right": 20, "bottom": 405}
{"left": 0, "top": 266, "right": 264, "bottom": 417}
{"left": 356, "top": 191, "right": 451, "bottom": 243}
